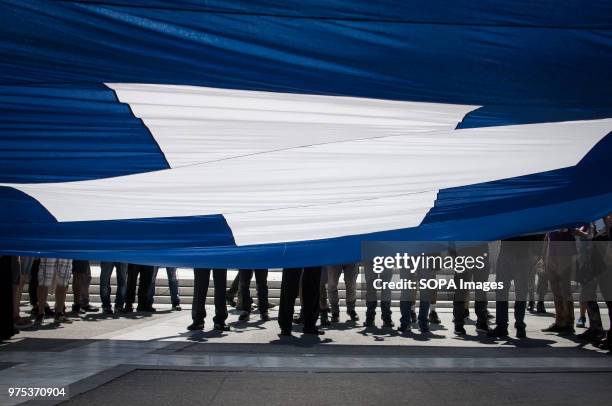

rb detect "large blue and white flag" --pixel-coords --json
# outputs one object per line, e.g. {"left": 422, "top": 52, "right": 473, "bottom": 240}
{"left": 0, "top": 1, "right": 611, "bottom": 267}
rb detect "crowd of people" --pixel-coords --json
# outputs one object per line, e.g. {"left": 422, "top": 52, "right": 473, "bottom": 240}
{"left": 1, "top": 215, "right": 611, "bottom": 352}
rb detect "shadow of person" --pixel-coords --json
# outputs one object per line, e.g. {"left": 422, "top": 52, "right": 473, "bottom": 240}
{"left": 182, "top": 328, "right": 230, "bottom": 343}
{"left": 497, "top": 336, "right": 558, "bottom": 348}
{"left": 270, "top": 334, "right": 332, "bottom": 346}
{"left": 410, "top": 331, "right": 446, "bottom": 341}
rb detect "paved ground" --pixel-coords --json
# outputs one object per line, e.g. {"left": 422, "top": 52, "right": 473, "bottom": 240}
{"left": 0, "top": 305, "right": 610, "bottom": 405}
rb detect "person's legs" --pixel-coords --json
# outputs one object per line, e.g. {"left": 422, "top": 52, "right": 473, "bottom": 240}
{"left": 472, "top": 264, "right": 490, "bottom": 326}
{"left": 548, "top": 270, "right": 564, "bottom": 326}
{"left": 72, "top": 270, "right": 83, "bottom": 312}
{"left": 238, "top": 269, "right": 254, "bottom": 312}
{"left": 125, "top": 264, "right": 139, "bottom": 310}
{"left": 115, "top": 263, "right": 128, "bottom": 310}
{"left": 80, "top": 262, "right": 92, "bottom": 308}
{"left": 319, "top": 267, "right": 328, "bottom": 312}
{"left": 54, "top": 285, "right": 68, "bottom": 316}
{"left": 226, "top": 274, "right": 240, "bottom": 307}
{"left": 254, "top": 269, "right": 269, "bottom": 315}
{"left": 0, "top": 257, "right": 16, "bottom": 338}
{"left": 99, "top": 262, "right": 114, "bottom": 310}
{"left": 166, "top": 267, "right": 180, "bottom": 307}
{"left": 343, "top": 264, "right": 358, "bottom": 314}
{"left": 29, "top": 259, "right": 40, "bottom": 309}
{"left": 278, "top": 268, "right": 302, "bottom": 333}
{"left": 14, "top": 256, "right": 33, "bottom": 322}
{"left": 364, "top": 265, "right": 378, "bottom": 324}
{"left": 191, "top": 268, "right": 210, "bottom": 327}
{"left": 453, "top": 269, "right": 470, "bottom": 331}
{"left": 545, "top": 257, "right": 574, "bottom": 332}
{"left": 302, "top": 267, "right": 322, "bottom": 332}
{"left": 325, "top": 265, "right": 342, "bottom": 316}
{"left": 536, "top": 268, "right": 549, "bottom": 312}
{"left": 137, "top": 266, "right": 154, "bottom": 309}
{"left": 36, "top": 258, "right": 57, "bottom": 320}
{"left": 53, "top": 259, "right": 73, "bottom": 322}
{"left": 398, "top": 267, "right": 413, "bottom": 329}
{"left": 11, "top": 257, "right": 22, "bottom": 321}
{"left": 212, "top": 269, "right": 228, "bottom": 327}
{"left": 146, "top": 266, "right": 159, "bottom": 307}
{"left": 9, "top": 257, "right": 21, "bottom": 326}
{"left": 379, "top": 267, "right": 393, "bottom": 325}
{"left": 558, "top": 263, "right": 574, "bottom": 328}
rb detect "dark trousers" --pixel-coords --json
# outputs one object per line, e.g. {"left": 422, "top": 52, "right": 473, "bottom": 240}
{"left": 28, "top": 259, "right": 40, "bottom": 306}
{"left": 126, "top": 264, "right": 154, "bottom": 308}
{"left": 192, "top": 268, "right": 228, "bottom": 325}
{"left": 278, "top": 267, "right": 321, "bottom": 332}
{"left": 0, "top": 256, "right": 15, "bottom": 339}
{"left": 239, "top": 269, "right": 269, "bottom": 314}
{"left": 227, "top": 274, "right": 240, "bottom": 298}
{"left": 72, "top": 260, "right": 91, "bottom": 307}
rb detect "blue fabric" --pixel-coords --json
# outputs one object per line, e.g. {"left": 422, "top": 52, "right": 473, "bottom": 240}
{"left": 1, "top": 1, "right": 611, "bottom": 106}
{"left": 0, "top": 1, "right": 611, "bottom": 267}
{"left": 0, "top": 84, "right": 168, "bottom": 183}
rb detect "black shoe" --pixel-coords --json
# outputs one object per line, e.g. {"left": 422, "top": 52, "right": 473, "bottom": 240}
{"left": 331, "top": 312, "right": 340, "bottom": 323}
{"left": 136, "top": 305, "right": 156, "bottom": 312}
{"left": 397, "top": 323, "right": 410, "bottom": 333}
{"left": 347, "top": 310, "right": 359, "bottom": 322}
{"left": 102, "top": 307, "right": 114, "bottom": 315}
{"left": 303, "top": 327, "right": 325, "bottom": 335}
{"left": 214, "top": 323, "right": 230, "bottom": 331}
{"left": 428, "top": 311, "right": 441, "bottom": 324}
{"left": 558, "top": 326, "right": 575, "bottom": 336}
{"left": 239, "top": 311, "right": 250, "bottom": 321}
{"left": 225, "top": 294, "right": 236, "bottom": 308}
{"left": 187, "top": 322, "right": 204, "bottom": 331}
{"left": 71, "top": 305, "right": 85, "bottom": 315}
{"left": 535, "top": 301, "right": 546, "bottom": 313}
{"left": 476, "top": 321, "right": 491, "bottom": 334}
{"left": 280, "top": 329, "right": 292, "bottom": 337}
{"left": 486, "top": 311, "right": 494, "bottom": 320}
{"left": 260, "top": 313, "right": 270, "bottom": 321}
{"left": 410, "top": 310, "right": 417, "bottom": 323}
{"left": 516, "top": 325, "right": 527, "bottom": 339}
{"left": 487, "top": 326, "right": 509, "bottom": 338}
{"left": 172, "top": 305, "right": 182, "bottom": 311}
{"left": 454, "top": 325, "right": 466, "bottom": 336}
{"left": 382, "top": 319, "right": 395, "bottom": 328}
{"left": 121, "top": 305, "right": 134, "bottom": 313}
{"left": 34, "top": 313, "right": 44, "bottom": 325}
{"left": 577, "top": 328, "right": 605, "bottom": 343}
{"left": 44, "top": 305, "right": 55, "bottom": 317}
{"left": 81, "top": 304, "right": 99, "bottom": 313}
{"left": 527, "top": 301, "right": 535, "bottom": 312}
{"left": 419, "top": 323, "right": 430, "bottom": 333}
{"left": 542, "top": 323, "right": 565, "bottom": 333}
{"left": 266, "top": 302, "right": 276, "bottom": 309}
{"left": 320, "top": 311, "right": 331, "bottom": 327}
{"left": 293, "top": 315, "right": 303, "bottom": 325}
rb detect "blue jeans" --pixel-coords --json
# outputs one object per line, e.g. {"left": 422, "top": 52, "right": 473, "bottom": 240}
{"left": 99, "top": 262, "right": 127, "bottom": 309}
{"left": 149, "top": 267, "right": 180, "bottom": 306}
